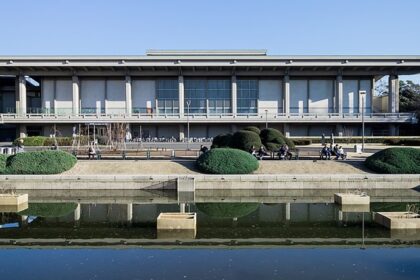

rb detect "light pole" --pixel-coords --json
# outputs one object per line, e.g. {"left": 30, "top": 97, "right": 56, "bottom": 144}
{"left": 186, "top": 100, "right": 191, "bottom": 150}
{"left": 359, "top": 90, "right": 366, "bottom": 152}
{"left": 265, "top": 109, "right": 268, "bottom": 129}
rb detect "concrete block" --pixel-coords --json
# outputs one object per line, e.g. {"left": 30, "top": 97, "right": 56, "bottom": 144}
{"left": 157, "top": 212, "right": 196, "bottom": 230}
{"left": 0, "top": 193, "right": 28, "bottom": 205}
{"left": 339, "top": 204, "right": 370, "bottom": 213}
{"left": 375, "top": 212, "right": 420, "bottom": 229}
{"left": 334, "top": 193, "right": 370, "bottom": 205}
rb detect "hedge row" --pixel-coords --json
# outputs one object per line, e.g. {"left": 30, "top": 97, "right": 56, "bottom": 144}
{"left": 14, "top": 136, "right": 90, "bottom": 146}
{"left": 0, "top": 154, "right": 8, "bottom": 174}
{"left": 19, "top": 203, "right": 78, "bottom": 217}
{"left": 364, "top": 148, "right": 420, "bottom": 174}
{"left": 196, "top": 148, "right": 259, "bottom": 174}
{"left": 212, "top": 127, "right": 295, "bottom": 152}
{"left": 292, "top": 137, "right": 420, "bottom": 145}
{"left": 2, "top": 150, "right": 77, "bottom": 174}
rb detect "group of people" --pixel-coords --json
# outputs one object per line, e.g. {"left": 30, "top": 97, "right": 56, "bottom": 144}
{"left": 320, "top": 143, "right": 346, "bottom": 160}
{"left": 249, "top": 145, "right": 269, "bottom": 160}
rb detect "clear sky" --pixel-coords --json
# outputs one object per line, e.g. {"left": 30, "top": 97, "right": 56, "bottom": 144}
{"left": 1, "top": 0, "right": 419, "bottom": 81}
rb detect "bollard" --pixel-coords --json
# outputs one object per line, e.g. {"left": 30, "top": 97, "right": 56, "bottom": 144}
{"left": 147, "top": 150, "right": 151, "bottom": 160}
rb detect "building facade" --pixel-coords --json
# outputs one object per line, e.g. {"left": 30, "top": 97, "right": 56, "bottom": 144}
{"left": 0, "top": 50, "right": 418, "bottom": 141}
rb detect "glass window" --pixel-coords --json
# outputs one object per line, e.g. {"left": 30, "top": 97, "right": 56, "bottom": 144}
{"left": 156, "top": 79, "right": 179, "bottom": 115}
{"left": 185, "top": 79, "right": 231, "bottom": 115}
{"left": 237, "top": 79, "right": 258, "bottom": 114}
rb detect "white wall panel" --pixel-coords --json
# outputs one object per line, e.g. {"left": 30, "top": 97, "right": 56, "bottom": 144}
{"left": 343, "top": 80, "right": 358, "bottom": 114}
{"left": 290, "top": 80, "right": 308, "bottom": 114}
{"left": 258, "top": 80, "right": 282, "bottom": 114}
{"left": 42, "top": 79, "right": 55, "bottom": 112}
{"left": 81, "top": 79, "right": 106, "bottom": 113}
{"left": 359, "top": 80, "right": 372, "bottom": 113}
{"left": 309, "top": 80, "right": 333, "bottom": 114}
{"left": 106, "top": 79, "right": 125, "bottom": 114}
{"left": 55, "top": 80, "right": 72, "bottom": 114}
{"left": 132, "top": 80, "right": 155, "bottom": 112}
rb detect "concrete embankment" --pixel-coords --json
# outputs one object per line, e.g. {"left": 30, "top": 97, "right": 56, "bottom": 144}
{"left": 0, "top": 174, "right": 419, "bottom": 190}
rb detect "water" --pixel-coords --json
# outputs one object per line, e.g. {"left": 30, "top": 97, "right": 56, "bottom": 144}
{"left": 1, "top": 188, "right": 420, "bottom": 279}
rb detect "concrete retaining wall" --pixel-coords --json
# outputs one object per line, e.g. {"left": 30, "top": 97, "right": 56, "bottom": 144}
{"left": 0, "top": 174, "right": 419, "bottom": 190}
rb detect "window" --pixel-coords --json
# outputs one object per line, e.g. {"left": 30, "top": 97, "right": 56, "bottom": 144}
{"left": 184, "top": 79, "right": 231, "bottom": 115}
{"left": 156, "top": 79, "right": 179, "bottom": 115}
{"left": 237, "top": 79, "right": 258, "bottom": 114}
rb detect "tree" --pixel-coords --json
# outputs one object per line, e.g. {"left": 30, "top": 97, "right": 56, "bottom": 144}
{"left": 399, "top": 80, "right": 420, "bottom": 112}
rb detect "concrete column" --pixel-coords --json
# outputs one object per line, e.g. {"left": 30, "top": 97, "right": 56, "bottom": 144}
{"left": 179, "top": 124, "right": 185, "bottom": 141}
{"left": 388, "top": 75, "right": 399, "bottom": 113}
{"left": 74, "top": 203, "right": 81, "bottom": 221}
{"left": 19, "top": 124, "right": 27, "bottom": 138}
{"left": 179, "top": 76, "right": 184, "bottom": 117}
{"left": 72, "top": 76, "right": 80, "bottom": 115}
{"left": 336, "top": 75, "right": 343, "bottom": 114}
{"left": 17, "top": 75, "right": 27, "bottom": 115}
{"left": 338, "top": 210, "right": 343, "bottom": 221}
{"left": 231, "top": 75, "right": 237, "bottom": 116}
{"left": 126, "top": 203, "right": 133, "bottom": 222}
{"left": 125, "top": 75, "right": 132, "bottom": 115}
{"left": 285, "top": 203, "right": 291, "bottom": 221}
{"left": 389, "top": 124, "right": 399, "bottom": 136}
{"left": 179, "top": 203, "right": 186, "bottom": 213}
{"left": 336, "top": 124, "right": 344, "bottom": 137}
{"left": 283, "top": 75, "right": 290, "bottom": 115}
{"left": 283, "top": 123, "right": 290, "bottom": 138}
{"left": 370, "top": 77, "right": 375, "bottom": 114}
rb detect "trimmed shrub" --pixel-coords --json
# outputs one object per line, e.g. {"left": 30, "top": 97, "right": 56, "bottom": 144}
{"left": 212, "top": 133, "right": 233, "bottom": 148}
{"left": 292, "top": 139, "right": 312, "bottom": 145}
{"left": 19, "top": 203, "right": 78, "bottom": 217}
{"left": 365, "top": 148, "right": 420, "bottom": 174}
{"left": 0, "top": 154, "right": 8, "bottom": 174}
{"left": 230, "top": 130, "right": 262, "bottom": 151}
{"left": 7, "top": 150, "right": 77, "bottom": 174}
{"left": 14, "top": 136, "right": 89, "bottom": 147}
{"left": 196, "top": 148, "right": 259, "bottom": 174}
{"left": 242, "top": 126, "right": 261, "bottom": 135}
{"left": 14, "top": 136, "right": 45, "bottom": 146}
{"left": 196, "top": 203, "right": 260, "bottom": 218}
{"left": 260, "top": 128, "right": 296, "bottom": 151}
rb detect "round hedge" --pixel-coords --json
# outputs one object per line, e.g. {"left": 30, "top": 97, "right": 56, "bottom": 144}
{"left": 243, "top": 126, "right": 261, "bottom": 135}
{"left": 7, "top": 150, "right": 77, "bottom": 174}
{"left": 19, "top": 203, "right": 78, "bottom": 217}
{"left": 231, "top": 130, "right": 263, "bottom": 151}
{"left": 365, "top": 148, "right": 420, "bottom": 174}
{"left": 196, "top": 148, "right": 259, "bottom": 174}
{"left": 196, "top": 203, "right": 260, "bottom": 218}
{"left": 212, "top": 133, "right": 233, "bottom": 148}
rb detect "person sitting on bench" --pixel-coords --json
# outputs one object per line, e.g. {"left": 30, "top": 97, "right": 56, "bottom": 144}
{"left": 335, "top": 146, "right": 346, "bottom": 160}
{"left": 257, "top": 145, "right": 268, "bottom": 160}
{"left": 278, "top": 144, "right": 288, "bottom": 160}
{"left": 320, "top": 144, "right": 331, "bottom": 160}
{"left": 88, "top": 145, "right": 96, "bottom": 160}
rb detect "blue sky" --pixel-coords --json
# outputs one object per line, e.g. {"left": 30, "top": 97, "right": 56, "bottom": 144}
{"left": 1, "top": 0, "right": 419, "bottom": 81}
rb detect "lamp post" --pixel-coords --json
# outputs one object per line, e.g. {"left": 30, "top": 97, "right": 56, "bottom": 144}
{"left": 186, "top": 100, "right": 191, "bottom": 150}
{"left": 359, "top": 90, "right": 366, "bottom": 152}
{"left": 265, "top": 109, "right": 268, "bottom": 129}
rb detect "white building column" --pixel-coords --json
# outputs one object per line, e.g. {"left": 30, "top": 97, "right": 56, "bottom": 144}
{"left": 388, "top": 75, "right": 399, "bottom": 113}
{"left": 125, "top": 75, "right": 132, "bottom": 115}
{"left": 285, "top": 203, "right": 291, "bottom": 221}
{"left": 72, "top": 76, "right": 80, "bottom": 115}
{"left": 283, "top": 75, "right": 290, "bottom": 115}
{"left": 19, "top": 124, "right": 27, "bottom": 138}
{"left": 231, "top": 75, "right": 237, "bottom": 116}
{"left": 17, "top": 75, "right": 27, "bottom": 115}
{"left": 179, "top": 124, "right": 185, "bottom": 141}
{"left": 336, "top": 75, "right": 343, "bottom": 114}
{"left": 179, "top": 75, "right": 184, "bottom": 117}
{"left": 283, "top": 123, "right": 290, "bottom": 138}
{"left": 126, "top": 203, "right": 133, "bottom": 222}
{"left": 74, "top": 203, "right": 81, "bottom": 221}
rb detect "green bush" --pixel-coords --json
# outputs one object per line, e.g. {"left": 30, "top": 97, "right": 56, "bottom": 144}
{"left": 0, "top": 154, "right": 8, "bottom": 174}
{"left": 196, "top": 148, "right": 259, "bottom": 174}
{"left": 212, "top": 133, "right": 233, "bottom": 148}
{"left": 14, "top": 136, "right": 89, "bottom": 147}
{"left": 242, "top": 126, "right": 261, "bottom": 135}
{"left": 14, "top": 136, "right": 46, "bottom": 146}
{"left": 196, "top": 203, "right": 260, "bottom": 218}
{"left": 365, "top": 148, "right": 420, "bottom": 174}
{"left": 260, "top": 128, "right": 295, "bottom": 151}
{"left": 19, "top": 203, "right": 78, "bottom": 217}
{"left": 292, "top": 139, "right": 312, "bottom": 145}
{"left": 230, "top": 130, "right": 262, "bottom": 151}
{"left": 7, "top": 150, "right": 77, "bottom": 174}
{"left": 384, "top": 139, "right": 420, "bottom": 146}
